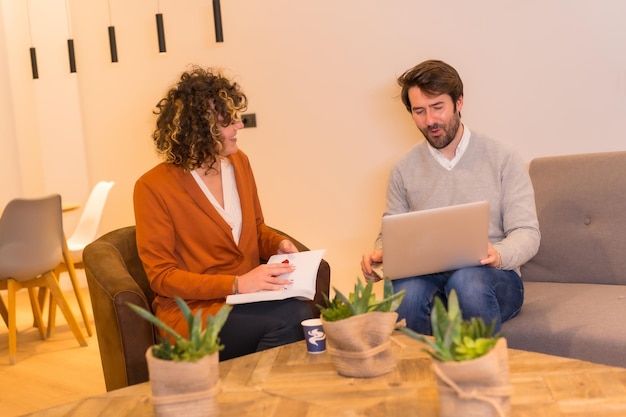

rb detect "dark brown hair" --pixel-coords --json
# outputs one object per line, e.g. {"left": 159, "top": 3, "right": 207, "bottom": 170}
{"left": 397, "top": 60, "right": 463, "bottom": 113}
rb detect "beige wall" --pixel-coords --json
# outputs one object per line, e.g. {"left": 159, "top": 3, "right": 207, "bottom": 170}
{"left": 2, "top": 0, "right": 626, "bottom": 295}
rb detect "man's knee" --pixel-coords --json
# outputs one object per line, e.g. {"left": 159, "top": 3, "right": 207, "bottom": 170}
{"left": 447, "top": 267, "right": 491, "bottom": 296}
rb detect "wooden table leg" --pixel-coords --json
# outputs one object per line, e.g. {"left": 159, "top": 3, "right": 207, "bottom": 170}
{"left": 0, "top": 296, "right": 8, "bottom": 326}
{"left": 47, "top": 239, "right": 93, "bottom": 338}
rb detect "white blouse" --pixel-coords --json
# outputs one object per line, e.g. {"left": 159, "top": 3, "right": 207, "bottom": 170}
{"left": 191, "top": 159, "right": 242, "bottom": 244}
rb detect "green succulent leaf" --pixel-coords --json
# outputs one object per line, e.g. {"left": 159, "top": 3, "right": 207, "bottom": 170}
{"left": 397, "top": 289, "right": 500, "bottom": 362}
{"left": 447, "top": 290, "right": 461, "bottom": 320}
{"left": 127, "top": 302, "right": 183, "bottom": 342}
{"left": 127, "top": 297, "right": 232, "bottom": 362}
{"left": 319, "top": 277, "right": 406, "bottom": 322}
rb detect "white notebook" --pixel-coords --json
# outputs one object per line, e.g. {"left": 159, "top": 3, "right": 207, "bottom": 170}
{"left": 226, "top": 249, "right": 326, "bottom": 304}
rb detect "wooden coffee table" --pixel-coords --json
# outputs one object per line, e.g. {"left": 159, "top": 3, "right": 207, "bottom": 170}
{"left": 24, "top": 332, "right": 626, "bottom": 416}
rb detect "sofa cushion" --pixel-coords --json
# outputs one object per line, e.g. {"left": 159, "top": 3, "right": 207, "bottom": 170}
{"left": 502, "top": 281, "right": 626, "bottom": 367}
{"left": 521, "top": 151, "right": 626, "bottom": 285}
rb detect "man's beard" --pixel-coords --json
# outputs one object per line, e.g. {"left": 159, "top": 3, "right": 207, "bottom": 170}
{"left": 420, "top": 113, "right": 461, "bottom": 150}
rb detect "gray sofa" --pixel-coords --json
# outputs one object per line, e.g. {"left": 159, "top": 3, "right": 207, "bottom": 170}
{"left": 501, "top": 150, "right": 626, "bottom": 368}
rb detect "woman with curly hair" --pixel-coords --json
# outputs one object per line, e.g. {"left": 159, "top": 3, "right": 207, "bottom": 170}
{"left": 134, "top": 67, "right": 313, "bottom": 360}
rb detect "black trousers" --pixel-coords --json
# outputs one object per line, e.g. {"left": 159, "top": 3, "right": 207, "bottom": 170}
{"left": 218, "top": 298, "right": 313, "bottom": 361}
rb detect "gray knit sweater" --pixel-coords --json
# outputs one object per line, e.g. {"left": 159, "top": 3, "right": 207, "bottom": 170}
{"left": 375, "top": 131, "right": 540, "bottom": 275}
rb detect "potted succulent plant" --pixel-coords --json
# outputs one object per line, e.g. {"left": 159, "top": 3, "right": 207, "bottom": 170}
{"left": 319, "top": 277, "right": 405, "bottom": 377}
{"left": 398, "top": 290, "right": 511, "bottom": 417}
{"left": 128, "top": 297, "right": 232, "bottom": 417}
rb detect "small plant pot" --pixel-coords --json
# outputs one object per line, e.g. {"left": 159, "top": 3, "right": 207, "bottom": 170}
{"left": 431, "top": 338, "right": 512, "bottom": 417}
{"left": 146, "top": 349, "right": 220, "bottom": 417}
{"left": 322, "top": 311, "right": 398, "bottom": 378}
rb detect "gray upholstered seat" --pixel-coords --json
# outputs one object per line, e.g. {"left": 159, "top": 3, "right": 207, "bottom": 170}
{"left": 502, "top": 151, "right": 626, "bottom": 367}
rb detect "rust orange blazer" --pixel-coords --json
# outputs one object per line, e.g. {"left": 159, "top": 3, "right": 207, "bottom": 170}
{"left": 134, "top": 150, "right": 286, "bottom": 337}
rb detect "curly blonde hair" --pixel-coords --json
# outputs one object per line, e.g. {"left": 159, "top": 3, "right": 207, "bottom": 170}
{"left": 152, "top": 66, "right": 248, "bottom": 172}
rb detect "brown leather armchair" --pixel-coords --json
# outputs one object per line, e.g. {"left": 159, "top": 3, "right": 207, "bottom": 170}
{"left": 83, "top": 225, "right": 331, "bottom": 392}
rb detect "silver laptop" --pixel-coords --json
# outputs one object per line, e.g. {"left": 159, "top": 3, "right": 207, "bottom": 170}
{"left": 372, "top": 201, "right": 489, "bottom": 279}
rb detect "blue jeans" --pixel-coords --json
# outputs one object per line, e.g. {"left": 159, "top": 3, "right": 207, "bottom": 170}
{"left": 392, "top": 266, "right": 523, "bottom": 335}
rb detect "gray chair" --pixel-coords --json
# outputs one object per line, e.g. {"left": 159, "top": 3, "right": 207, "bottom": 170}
{"left": 84, "top": 225, "right": 331, "bottom": 391}
{"left": 0, "top": 194, "right": 87, "bottom": 365}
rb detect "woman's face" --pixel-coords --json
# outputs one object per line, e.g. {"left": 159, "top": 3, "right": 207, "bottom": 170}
{"left": 217, "top": 117, "right": 245, "bottom": 157}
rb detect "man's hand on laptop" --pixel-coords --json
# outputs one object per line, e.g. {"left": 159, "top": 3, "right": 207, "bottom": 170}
{"left": 361, "top": 249, "right": 383, "bottom": 282}
{"left": 480, "top": 243, "right": 502, "bottom": 269}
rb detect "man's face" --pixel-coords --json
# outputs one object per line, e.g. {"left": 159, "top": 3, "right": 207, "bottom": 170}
{"left": 407, "top": 87, "right": 463, "bottom": 150}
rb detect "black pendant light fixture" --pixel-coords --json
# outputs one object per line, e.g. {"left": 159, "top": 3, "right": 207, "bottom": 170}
{"left": 108, "top": 26, "right": 118, "bottom": 62}
{"left": 212, "top": 0, "right": 223, "bottom": 43}
{"left": 29, "top": 47, "right": 38, "bottom": 79}
{"left": 26, "top": 0, "right": 38, "bottom": 79}
{"left": 107, "top": 0, "right": 118, "bottom": 62}
{"left": 156, "top": 0, "right": 166, "bottom": 53}
{"left": 67, "top": 39, "right": 76, "bottom": 73}
{"left": 65, "top": 0, "right": 76, "bottom": 73}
